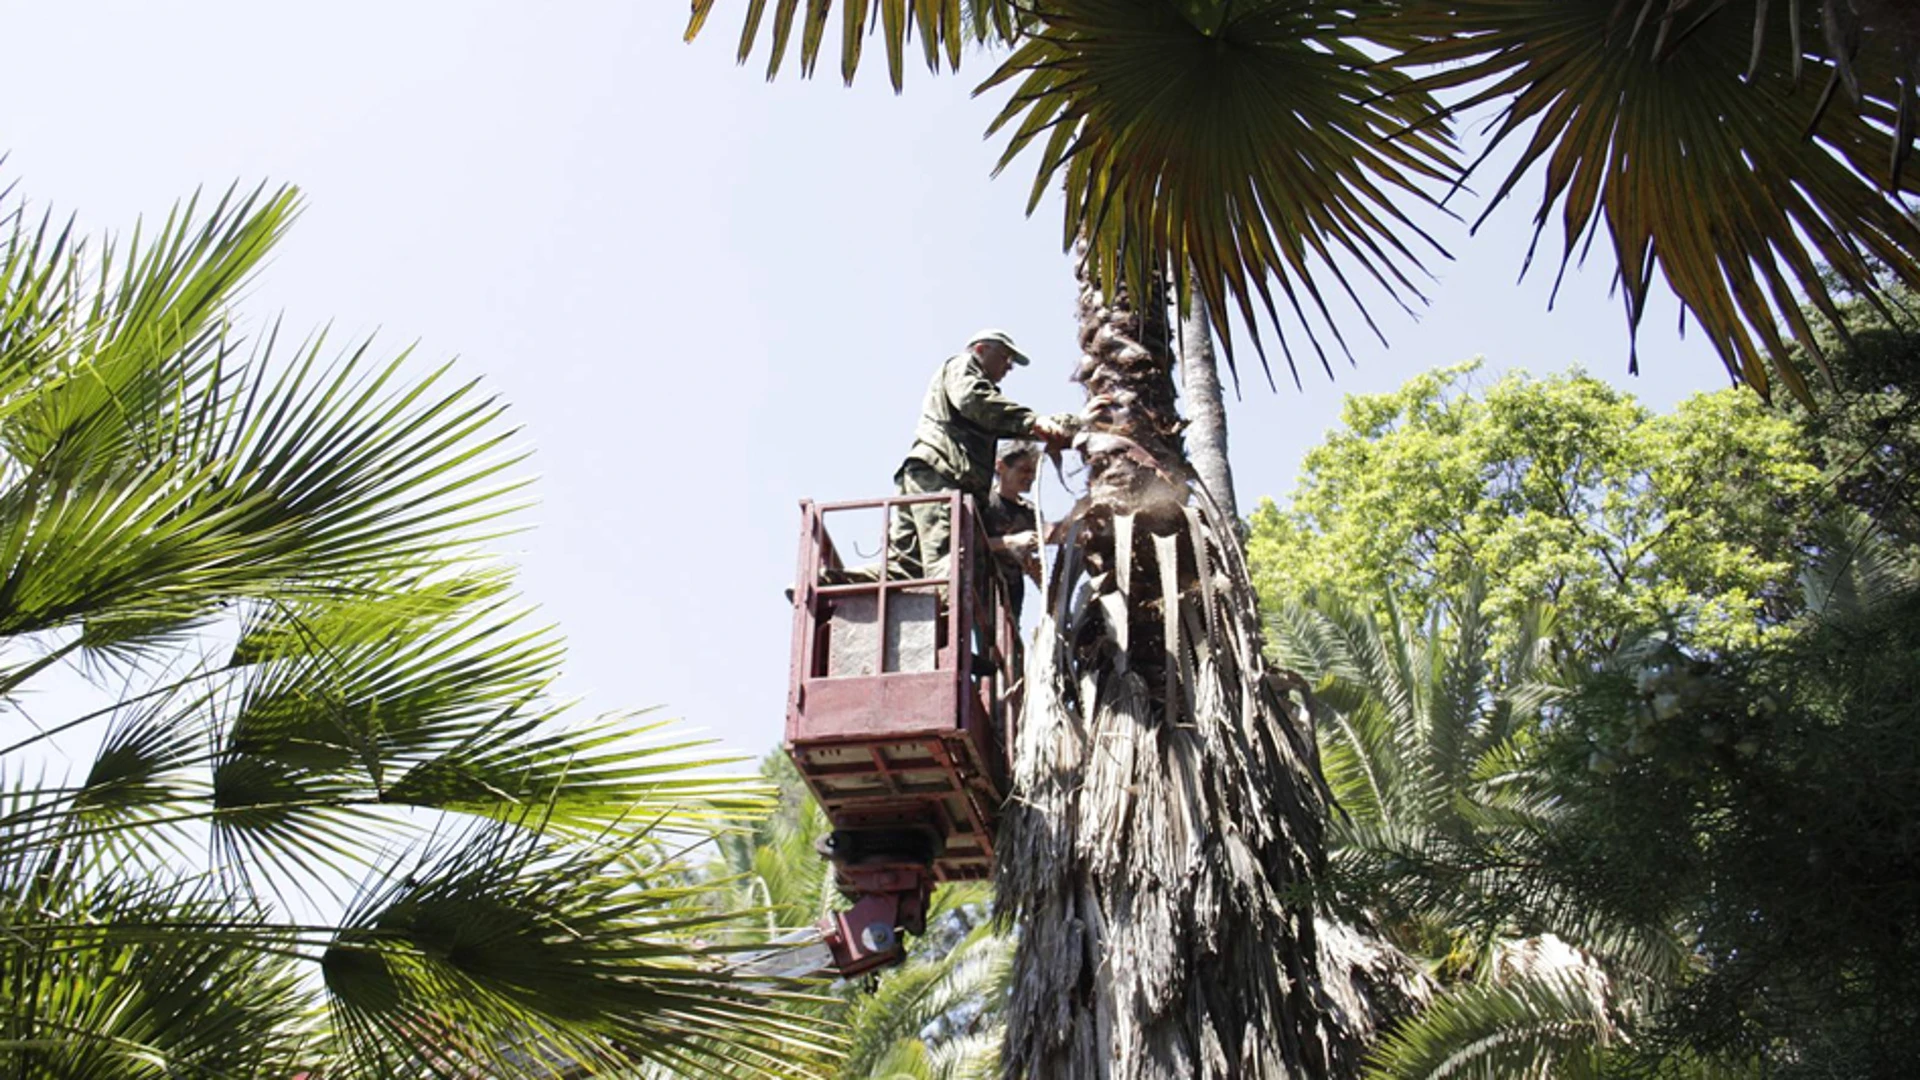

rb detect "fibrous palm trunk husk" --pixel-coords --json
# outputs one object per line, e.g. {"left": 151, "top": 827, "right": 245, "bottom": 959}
{"left": 997, "top": 253, "right": 1359, "bottom": 1080}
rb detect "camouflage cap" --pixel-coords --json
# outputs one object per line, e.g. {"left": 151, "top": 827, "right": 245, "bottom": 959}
{"left": 967, "top": 328, "right": 1031, "bottom": 366}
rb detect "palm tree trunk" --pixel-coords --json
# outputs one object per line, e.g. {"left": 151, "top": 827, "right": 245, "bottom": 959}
{"left": 997, "top": 251, "right": 1352, "bottom": 1079}
{"left": 1177, "top": 294, "right": 1239, "bottom": 526}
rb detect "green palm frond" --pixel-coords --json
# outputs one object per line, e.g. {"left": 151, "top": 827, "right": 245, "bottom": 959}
{"left": 323, "top": 818, "right": 837, "bottom": 1080}
{"left": 1364, "top": 969, "right": 1613, "bottom": 1080}
{"left": 1270, "top": 593, "right": 1433, "bottom": 827}
{"left": 923, "top": 1029, "right": 1001, "bottom": 1080}
{"left": 745, "top": 799, "right": 835, "bottom": 925}
{"left": 693, "top": 1, "right": 1919, "bottom": 397}
{"left": 0, "top": 875, "right": 318, "bottom": 1080}
{"left": 1427, "top": 576, "right": 1492, "bottom": 793}
{"left": 1391, "top": 0, "right": 1920, "bottom": 402}
{"left": 0, "top": 212, "right": 82, "bottom": 397}
{"left": 212, "top": 336, "right": 530, "bottom": 584}
{"left": 385, "top": 714, "right": 772, "bottom": 833}
{"left": 1269, "top": 585, "right": 1654, "bottom": 985}
{"left": 0, "top": 185, "right": 293, "bottom": 476}
{"left": 980, "top": 0, "right": 1458, "bottom": 387}
{"left": 685, "top": 0, "right": 1021, "bottom": 89}
{"left": 838, "top": 915, "right": 1010, "bottom": 1080}
{"left": 1621, "top": 0, "right": 1920, "bottom": 189}
{"left": 0, "top": 202, "right": 525, "bottom": 656}
{"left": 2, "top": 178, "right": 819, "bottom": 1075}
{"left": 214, "top": 579, "right": 769, "bottom": 887}
{"left": 1796, "top": 505, "right": 1920, "bottom": 618}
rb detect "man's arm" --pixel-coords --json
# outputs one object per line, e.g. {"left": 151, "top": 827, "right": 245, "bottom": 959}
{"left": 945, "top": 357, "right": 1038, "bottom": 437}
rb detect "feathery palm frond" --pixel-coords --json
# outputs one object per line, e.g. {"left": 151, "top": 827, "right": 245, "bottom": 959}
{"left": 1267, "top": 584, "right": 1673, "bottom": 980}
{"left": 1796, "top": 505, "right": 1920, "bottom": 618}
{"left": 838, "top": 911, "right": 1010, "bottom": 1079}
{"left": 1363, "top": 968, "right": 1612, "bottom": 1080}
{"left": 1270, "top": 585, "right": 1725, "bottom": 1077}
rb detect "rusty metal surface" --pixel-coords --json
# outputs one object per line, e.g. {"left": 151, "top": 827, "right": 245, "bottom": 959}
{"left": 797, "top": 671, "right": 954, "bottom": 739}
{"left": 786, "top": 490, "right": 1020, "bottom": 890}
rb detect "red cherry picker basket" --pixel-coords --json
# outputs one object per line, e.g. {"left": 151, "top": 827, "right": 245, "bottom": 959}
{"left": 784, "top": 492, "right": 1020, "bottom": 977}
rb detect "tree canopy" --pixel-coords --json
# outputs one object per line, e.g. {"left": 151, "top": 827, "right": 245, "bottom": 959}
{"left": 1249, "top": 363, "right": 1823, "bottom": 659}
{"left": 1254, "top": 304, "right": 1920, "bottom": 1077}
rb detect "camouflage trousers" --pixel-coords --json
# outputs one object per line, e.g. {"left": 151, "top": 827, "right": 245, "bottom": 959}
{"left": 886, "top": 459, "right": 965, "bottom": 581}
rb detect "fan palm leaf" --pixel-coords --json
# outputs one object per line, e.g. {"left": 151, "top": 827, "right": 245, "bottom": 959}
{"left": 0, "top": 881, "right": 318, "bottom": 1080}
{"left": 980, "top": 0, "right": 1459, "bottom": 386}
{"left": 684, "top": 0, "right": 1020, "bottom": 88}
{"left": 1391, "top": 0, "right": 1920, "bottom": 402}
{"left": 691, "top": 0, "right": 1920, "bottom": 398}
{"left": 688, "top": 0, "right": 1457, "bottom": 386}
{"left": 0, "top": 181, "right": 822, "bottom": 1078}
{"left": 322, "top": 819, "right": 837, "bottom": 1080}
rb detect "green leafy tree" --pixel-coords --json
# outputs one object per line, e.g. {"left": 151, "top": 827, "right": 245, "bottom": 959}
{"left": 1250, "top": 364, "right": 1823, "bottom": 660}
{"left": 1542, "top": 517, "right": 1920, "bottom": 1078}
{"left": 1515, "top": 289, "right": 1920, "bottom": 1078}
{"left": 0, "top": 184, "right": 826, "bottom": 1079}
{"left": 1255, "top": 296, "right": 1920, "bottom": 1075}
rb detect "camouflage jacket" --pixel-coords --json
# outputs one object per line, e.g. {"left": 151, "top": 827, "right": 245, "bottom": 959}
{"left": 903, "top": 352, "right": 1038, "bottom": 494}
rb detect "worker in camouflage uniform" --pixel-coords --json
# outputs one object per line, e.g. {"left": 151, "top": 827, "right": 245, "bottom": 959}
{"left": 888, "top": 330, "right": 1073, "bottom": 582}
{"left": 982, "top": 440, "right": 1043, "bottom": 624}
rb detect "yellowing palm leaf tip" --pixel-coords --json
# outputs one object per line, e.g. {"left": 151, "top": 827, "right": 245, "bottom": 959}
{"left": 690, "top": 0, "right": 1920, "bottom": 399}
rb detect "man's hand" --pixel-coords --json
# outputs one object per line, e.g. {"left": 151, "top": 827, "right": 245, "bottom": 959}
{"left": 1001, "top": 530, "right": 1039, "bottom": 563}
{"left": 989, "top": 529, "right": 1043, "bottom": 584}
{"left": 1032, "top": 414, "right": 1077, "bottom": 449}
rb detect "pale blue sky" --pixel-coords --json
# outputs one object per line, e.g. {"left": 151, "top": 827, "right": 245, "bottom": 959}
{"left": 5, "top": 1, "right": 1730, "bottom": 760}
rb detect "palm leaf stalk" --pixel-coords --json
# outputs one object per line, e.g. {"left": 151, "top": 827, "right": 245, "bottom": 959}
{"left": 0, "top": 183, "right": 827, "bottom": 1079}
